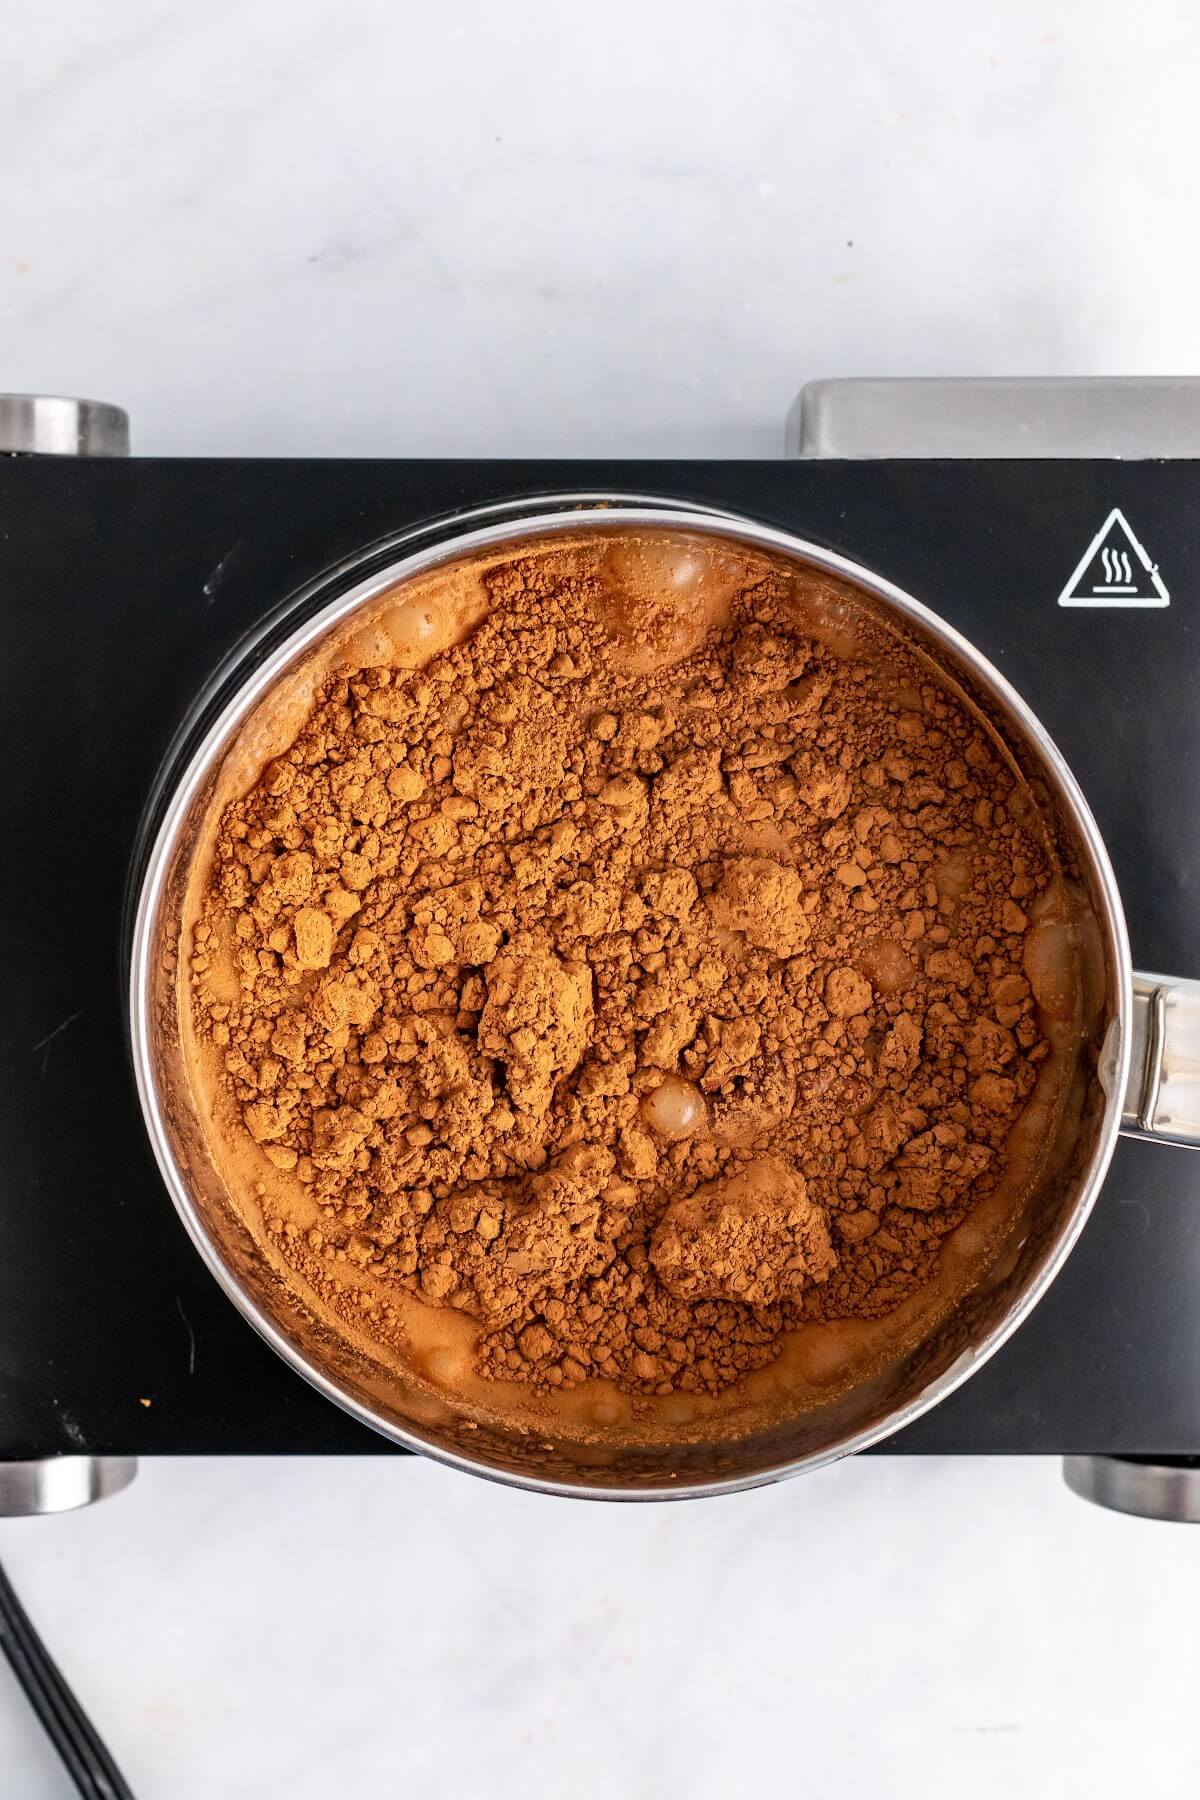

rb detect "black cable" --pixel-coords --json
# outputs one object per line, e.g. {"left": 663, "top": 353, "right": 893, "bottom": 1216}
{"left": 0, "top": 1557, "right": 135, "bottom": 1800}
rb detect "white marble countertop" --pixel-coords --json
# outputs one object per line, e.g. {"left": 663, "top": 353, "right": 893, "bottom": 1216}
{"left": 5, "top": 1, "right": 1200, "bottom": 1793}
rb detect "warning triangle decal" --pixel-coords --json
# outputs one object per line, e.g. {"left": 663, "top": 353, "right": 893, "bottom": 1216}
{"left": 1058, "top": 507, "right": 1169, "bottom": 608}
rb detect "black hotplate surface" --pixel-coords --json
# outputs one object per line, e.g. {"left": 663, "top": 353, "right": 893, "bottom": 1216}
{"left": 2, "top": 456, "right": 1198, "bottom": 1458}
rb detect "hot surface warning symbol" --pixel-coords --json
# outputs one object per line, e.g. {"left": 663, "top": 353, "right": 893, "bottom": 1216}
{"left": 1057, "top": 507, "right": 1169, "bottom": 608}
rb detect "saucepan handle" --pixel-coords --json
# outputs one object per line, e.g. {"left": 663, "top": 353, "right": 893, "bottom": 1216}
{"left": 1121, "top": 972, "right": 1200, "bottom": 1146}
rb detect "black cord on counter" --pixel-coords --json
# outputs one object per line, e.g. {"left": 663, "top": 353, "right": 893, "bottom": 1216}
{"left": 0, "top": 1556, "right": 134, "bottom": 1800}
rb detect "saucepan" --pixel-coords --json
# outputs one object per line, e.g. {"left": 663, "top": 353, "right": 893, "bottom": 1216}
{"left": 128, "top": 495, "right": 1200, "bottom": 1499}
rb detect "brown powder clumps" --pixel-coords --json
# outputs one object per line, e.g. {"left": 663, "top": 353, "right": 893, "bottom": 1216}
{"left": 477, "top": 931, "right": 593, "bottom": 1114}
{"left": 190, "top": 531, "right": 1065, "bottom": 1408}
{"left": 650, "top": 1157, "right": 836, "bottom": 1306}
{"left": 706, "top": 857, "right": 812, "bottom": 956}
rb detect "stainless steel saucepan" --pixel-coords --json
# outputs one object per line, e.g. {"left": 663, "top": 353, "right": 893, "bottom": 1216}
{"left": 128, "top": 496, "right": 1200, "bottom": 1499}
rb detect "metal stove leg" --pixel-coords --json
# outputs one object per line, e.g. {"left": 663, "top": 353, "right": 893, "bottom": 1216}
{"left": 1063, "top": 1456, "right": 1200, "bottom": 1522}
{"left": 0, "top": 1459, "right": 138, "bottom": 1517}
{"left": 0, "top": 393, "right": 129, "bottom": 456}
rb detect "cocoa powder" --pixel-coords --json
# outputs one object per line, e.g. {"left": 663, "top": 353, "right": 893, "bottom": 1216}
{"left": 190, "top": 532, "right": 1065, "bottom": 1409}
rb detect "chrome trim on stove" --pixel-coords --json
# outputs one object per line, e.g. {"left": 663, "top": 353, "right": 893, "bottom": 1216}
{"left": 786, "top": 377, "right": 1200, "bottom": 460}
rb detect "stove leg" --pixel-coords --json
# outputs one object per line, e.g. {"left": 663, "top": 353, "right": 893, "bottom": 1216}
{"left": 1063, "top": 1456, "right": 1200, "bottom": 1522}
{"left": 0, "top": 393, "right": 129, "bottom": 456}
{"left": 0, "top": 1459, "right": 137, "bottom": 1517}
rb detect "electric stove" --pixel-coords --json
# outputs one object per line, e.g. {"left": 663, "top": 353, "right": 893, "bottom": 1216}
{"left": 2, "top": 384, "right": 1198, "bottom": 1515}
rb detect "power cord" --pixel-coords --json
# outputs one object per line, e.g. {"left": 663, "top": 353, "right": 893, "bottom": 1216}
{"left": 0, "top": 1556, "right": 134, "bottom": 1799}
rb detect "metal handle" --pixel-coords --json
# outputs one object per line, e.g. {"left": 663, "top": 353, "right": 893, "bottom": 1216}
{"left": 1120, "top": 972, "right": 1200, "bottom": 1146}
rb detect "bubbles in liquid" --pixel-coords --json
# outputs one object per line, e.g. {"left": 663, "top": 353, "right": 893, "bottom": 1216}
{"left": 787, "top": 583, "right": 863, "bottom": 658}
{"left": 589, "top": 1396, "right": 626, "bottom": 1428}
{"left": 342, "top": 570, "right": 490, "bottom": 671}
{"left": 857, "top": 937, "right": 916, "bottom": 995}
{"left": 598, "top": 534, "right": 745, "bottom": 673}
{"left": 641, "top": 1076, "right": 707, "bottom": 1141}
{"left": 1023, "top": 918, "right": 1079, "bottom": 1023}
{"left": 424, "top": 1344, "right": 471, "bottom": 1389}
{"left": 605, "top": 537, "right": 706, "bottom": 597}
{"left": 784, "top": 1321, "right": 864, "bottom": 1386}
{"left": 344, "top": 621, "right": 398, "bottom": 668}
{"left": 382, "top": 600, "right": 439, "bottom": 660}
{"left": 342, "top": 601, "right": 438, "bottom": 671}
{"left": 935, "top": 850, "right": 975, "bottom": 904}
{"left": 657, "top": 1395, "right": 701, "bottom": 1427}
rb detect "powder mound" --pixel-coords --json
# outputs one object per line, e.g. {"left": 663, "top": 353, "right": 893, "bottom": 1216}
{"left": 705, "top": 856, "right": 811, "bottom": 956}
{"left": 884, "top": 1125, "right": 993, "bottom": 1212}
{"left": 477, "top": 930, "right": 593, "bottom": 1114}
{"left": 415, "top": 1144, "right": 620, "bottom": 1323}
{"left": 825, "top": 966, "right": 872, "bottom": 1018}
{"left": 650, "top": 1157, "right": 836, "bottom": 1306}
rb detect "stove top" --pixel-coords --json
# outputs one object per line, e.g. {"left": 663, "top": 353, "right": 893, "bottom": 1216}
{"left": 3, "top": 453, "right": 1198, "bottom": 1460}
